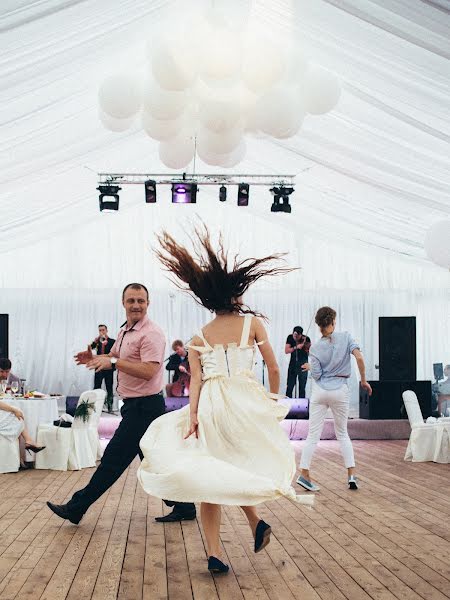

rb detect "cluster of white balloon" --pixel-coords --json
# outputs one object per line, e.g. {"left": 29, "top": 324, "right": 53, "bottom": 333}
{"left": 425, "top": 221, "right": 450, "bottom": 270}
{"left": 98, "top": 9, "right": 341, "bottom": 169}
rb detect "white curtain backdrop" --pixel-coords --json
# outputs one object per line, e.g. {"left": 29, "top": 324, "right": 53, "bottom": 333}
{"left": 1, "top": 287, "right": 448, "bottom": 398}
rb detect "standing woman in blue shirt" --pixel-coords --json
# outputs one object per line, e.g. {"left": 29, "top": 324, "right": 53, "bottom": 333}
{"left": 297, "top": 306, "right": 372, "bottom": 491}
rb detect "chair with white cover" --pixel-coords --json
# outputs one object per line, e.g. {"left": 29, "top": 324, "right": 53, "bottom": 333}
{"left": 0, "top": 435, "right": 20, "bottom": 473}
{"left": 35, "top": 389, "right": 106, "bottom": 471}
{"left": 403, "top": 390, "right": 438, "bottom": 462}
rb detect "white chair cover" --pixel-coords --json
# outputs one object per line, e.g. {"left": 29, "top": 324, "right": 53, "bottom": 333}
{"left": 403, "top": 390, "right": 449, "bottom": 463}
{"left": 35, "top": 389, "right": 106, "bottom": 471}
{"left": 402, "top": 390, "right": 425, "bottom": 427}
{"left": 0, "top": 435, "right": 20, "bottom": 473}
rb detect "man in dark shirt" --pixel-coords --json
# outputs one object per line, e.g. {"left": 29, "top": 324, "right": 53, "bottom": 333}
{"left": 285, "top": 326, "right": 311, "bottom": 398}
{"left": 91, "top": 324, "right": 115, "bottom": 412}
{"left": 165, "top": 340, "right": 190, "bottom": 397}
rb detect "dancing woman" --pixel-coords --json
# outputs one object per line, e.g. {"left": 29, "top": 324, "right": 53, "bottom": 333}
{"left": 297, "top": 306, "right": 372, "bottom": 492}
{"left": 137, "top": 227, "right": 313, "bottom": 574}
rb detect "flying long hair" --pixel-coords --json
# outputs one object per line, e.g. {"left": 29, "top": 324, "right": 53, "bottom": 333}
{"left": 155, "top": 224, "right": 296, "bottom": 318}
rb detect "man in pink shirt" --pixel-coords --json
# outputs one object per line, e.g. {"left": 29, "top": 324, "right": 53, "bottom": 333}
{"left": 47, "top": 283, "right": 195, "bottom": 524}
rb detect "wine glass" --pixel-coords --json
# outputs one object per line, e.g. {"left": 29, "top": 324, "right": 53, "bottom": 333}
{"left": 0, "top": 379, "right": 7, "bottom": 394}
{"left": 11, "top": 381, "right": 19, "bottom": 396}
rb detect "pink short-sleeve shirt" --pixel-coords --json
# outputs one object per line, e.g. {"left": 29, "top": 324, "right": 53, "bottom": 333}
{"left": 110, "top": 315, "right": 166, "bottom": 398}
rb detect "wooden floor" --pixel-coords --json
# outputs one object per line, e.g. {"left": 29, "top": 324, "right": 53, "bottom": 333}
{"left": 0, "top": 441, "right": 449, "bottom": 600}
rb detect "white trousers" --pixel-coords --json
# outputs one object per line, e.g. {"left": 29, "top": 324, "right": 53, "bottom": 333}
{"left": 299, "top": 381, "right": 355, "bottom": 469}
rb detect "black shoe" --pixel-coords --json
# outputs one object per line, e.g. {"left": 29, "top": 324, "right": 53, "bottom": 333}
{"left": 163, "top": 499, "right": 176, "bottom": 507}
{"left": 208, "top": 556, "right": 229, "bottom": 573}
{"left": 25, "top": 443, "right": 46, "bottom": 454}
{"left": 254, "top": 520, "right": 272, "bottom": 553}
{"left": 154, "top": 508, "right": 197, "bottom": 523}
{"left": 46, "top": 501, "right": 84, "bottom": 525}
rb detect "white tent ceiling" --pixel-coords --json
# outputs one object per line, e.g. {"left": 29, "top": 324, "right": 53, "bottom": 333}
{"left": 0, "top": 0, "right": 449, "bottom": 287}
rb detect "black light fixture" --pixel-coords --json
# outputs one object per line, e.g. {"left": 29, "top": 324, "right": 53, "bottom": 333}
{"left": 144, "top": 179, "right": 157, "bottom": 203}
{"left": 98, "top": 184, "right": 121, "bottom": 212}
{"left": 171, "top": 182, "right": 198, "bottom": 204}
{"left": 219, "top": 185, "right": 227, "bottom": 202}
{"left": 270, "top": 186, "right": 294, "bottom": 213}
{"left": 237, "top": 183, "right": 249, "bottom": 206}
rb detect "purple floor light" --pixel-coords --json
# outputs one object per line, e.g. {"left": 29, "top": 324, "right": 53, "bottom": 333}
{"left": 171, "top": 182, "right": 197, "bottom": 203}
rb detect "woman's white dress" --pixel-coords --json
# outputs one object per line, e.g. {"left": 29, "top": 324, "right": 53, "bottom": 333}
{"left": 138, "top": 315, "right": 311, "bottom": 506}
{"left": 0, "top": 409, "right": 24, "bottom": 437}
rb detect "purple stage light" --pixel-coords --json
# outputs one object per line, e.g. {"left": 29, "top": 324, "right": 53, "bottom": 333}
{"left": 171, "top": 182, "right": 197, "bottom": 203}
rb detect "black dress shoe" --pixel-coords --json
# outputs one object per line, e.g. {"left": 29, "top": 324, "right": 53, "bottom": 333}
{"left": 47, "top": 501, "right": 84, "bottom": 525}
{"left": 254, "top": 520, "right": 272, "bottom": 553}
{"left": 154, "top": 508, "right": 197, "bottom": 523}
{"left": 208, "top": 556, "right": 229, "bottom": 573}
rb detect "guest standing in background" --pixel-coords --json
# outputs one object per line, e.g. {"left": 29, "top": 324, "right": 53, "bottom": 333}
{"left": 285, "top": 326, "right": 311, "bottom": 398}
{"left": 91, "top": 324, "right": 115, "bottom": 412}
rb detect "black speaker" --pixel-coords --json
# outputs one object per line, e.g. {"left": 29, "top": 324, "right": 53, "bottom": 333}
{"left": 379, "top": 317, "right": 416, "bottom": 381}
{"left": 0, "top": 314, "right": 8, "bottom": 357}
{"left": 359, "top": 380, "right": 432, "bottom": 420}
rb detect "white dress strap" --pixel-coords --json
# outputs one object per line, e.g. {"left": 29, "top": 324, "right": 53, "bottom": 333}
{"left": 239, "top": 314, "right": 253, "bottom": 348}
{"left": 198, "top": 329, "right": 213, "bottom": 350}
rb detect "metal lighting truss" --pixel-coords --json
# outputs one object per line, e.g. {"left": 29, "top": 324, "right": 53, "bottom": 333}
{"left": 98, "top": 173, "right": 296, "bottom": 187}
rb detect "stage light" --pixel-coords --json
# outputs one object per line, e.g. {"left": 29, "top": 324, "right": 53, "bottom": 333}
{"left": 98, "top": 185, "right": 121, "bottom": 212}
{"left": 219, "top": 186, "right": 227, "bottom": 202}
{"left": 270, "top": 186, "right": 294, "bottom": 213}
{"left": 144, "top": 179, "right": 157, "bottom": 203}
{"left": 171, "top": 182, "right": 198, "bottom": 204}
{"left": 237, "top": 183, "right": 249, "bottom": 206}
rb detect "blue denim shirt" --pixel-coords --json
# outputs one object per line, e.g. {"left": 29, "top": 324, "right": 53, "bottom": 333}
{"left": 309, "top": 331, "right": 360, "bottom": 390}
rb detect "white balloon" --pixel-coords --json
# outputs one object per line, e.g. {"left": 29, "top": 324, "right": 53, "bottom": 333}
{"left": 159, "top": 134, "right": 195, "bottom": 169}
{"left": 242, "top": 35, "right": 286, "bottom": 93}
{"left": 99, "top": 110, "right": 134, "bottom": 132}
{"left": 197, "top": 124, "right": 242, "bottom": 154}
{"left": 196, "top": 143, "right": 221, "bottom": 166}
{"left": 98, "top": 74, "right": 142, "bottom": 119}
{"left": 303, "top": 66, "right": 341, "bottom": 115}
{"left": 219, "top": 139, "right": 247, "bottom": 167}
{"left": 199, "top": 97, "right": 241, "bottom": 133}
{"left": 425, "top": 220, "right": 450, "bottom": 269}
{"left": 200, "top": 26, "right": 242, "bottom": 81}
{"left": 255, "top": 87, "right": 305, "bottom": 138}
{"left": 150, "top": 34, "right": 198, "bottom": 91}
{"left": 141, "top": 111, "right": 183, "bottom": 141}
{"left": 143, "top": 80, "right": 188, "bottom": 120}
{"left": 285, "top": 45, "right": 309, "bottom": 82}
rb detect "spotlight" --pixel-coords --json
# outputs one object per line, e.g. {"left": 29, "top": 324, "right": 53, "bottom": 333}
{"left": 98, "top": 184, "right": 121, "bottom": 212}
{"left": 270, "top": 186, "right": 294, "bottom": 213}
{"left": 219, "top": 185, "right": 227, "bottom": 202}
{"left": 171, "top": 182, "right": 197, "bottom": 204}
{"left": 144, "top": 179, "right": 157, "bottom": 203}
{"left": 237, "top": 183, "right": 249, "bottom": 206}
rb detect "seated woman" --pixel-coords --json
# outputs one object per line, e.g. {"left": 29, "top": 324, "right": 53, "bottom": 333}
{"left": 0, "top": 400, "right": 45, "bottom": 463}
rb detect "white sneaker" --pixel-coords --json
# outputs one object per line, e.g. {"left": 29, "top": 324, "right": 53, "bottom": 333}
{"left": 296, "top": 475, "right": 320, "bottom": 492}
{"left": 348, "top": 475, "right": 358, "bottom": 490}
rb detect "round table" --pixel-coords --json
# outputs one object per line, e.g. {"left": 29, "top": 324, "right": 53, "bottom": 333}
{"left": 2, "top": 396, "right": 58, "bottom": 462}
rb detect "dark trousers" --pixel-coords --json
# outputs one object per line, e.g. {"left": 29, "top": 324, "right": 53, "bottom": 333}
{"left": 286, "top": 366, "right": 308, "bottom": 398}
{"left": 67, "top": 394, "right": 195, "bottom": 516}
{"left": 94, "top": 370, "right": 114, "bottom": 400}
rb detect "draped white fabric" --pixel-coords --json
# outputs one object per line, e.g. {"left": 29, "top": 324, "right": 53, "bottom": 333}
{"left": 0, "top": 0, "right": 449, "bottom": 395}
{"left": 1, "top": 287, "right": 448, "bottom": 396}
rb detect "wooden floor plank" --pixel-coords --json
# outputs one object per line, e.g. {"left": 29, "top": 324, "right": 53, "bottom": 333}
{"left": 0, "top": 441, "right": 449, "bottom": 600}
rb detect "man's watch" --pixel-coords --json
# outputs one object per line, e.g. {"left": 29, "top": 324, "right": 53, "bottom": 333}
{"left": 110, "top": 357, "right": 118, "bottom": 367}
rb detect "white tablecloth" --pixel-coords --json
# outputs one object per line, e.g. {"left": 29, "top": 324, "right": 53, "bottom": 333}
{"left": 2, "top": 397, "right": 58, "bottom": 461}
